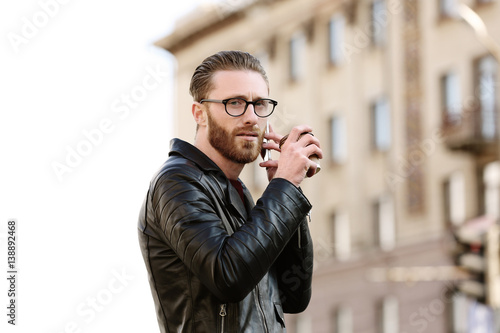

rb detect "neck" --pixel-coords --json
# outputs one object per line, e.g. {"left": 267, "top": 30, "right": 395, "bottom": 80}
{"left": 194, "top": 133, "right": 245, "bottom": 180}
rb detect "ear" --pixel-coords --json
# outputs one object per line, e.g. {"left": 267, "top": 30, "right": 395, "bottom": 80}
{"left": 192, "top": 102, "right": 207, "bottom": 127}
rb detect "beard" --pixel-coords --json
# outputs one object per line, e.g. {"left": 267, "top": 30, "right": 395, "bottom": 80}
{"left": 206, "top": 110, "right": 264, "bottom": 164}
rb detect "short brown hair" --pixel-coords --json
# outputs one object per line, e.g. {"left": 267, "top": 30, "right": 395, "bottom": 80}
{"left": 189, "top": 50, "right": 269, "bottom": 102}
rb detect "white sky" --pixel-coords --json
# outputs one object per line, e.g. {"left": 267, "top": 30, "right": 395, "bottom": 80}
{"left": 0, "top": 1, "right": 217, "bottom": 332}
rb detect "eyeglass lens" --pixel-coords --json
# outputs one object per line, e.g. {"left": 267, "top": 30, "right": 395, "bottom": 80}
{"left": 225, "top": 98, "right": 274, "bottom": 117}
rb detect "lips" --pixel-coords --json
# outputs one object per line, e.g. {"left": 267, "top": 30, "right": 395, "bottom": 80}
{"left": 236, "top": 131, "right": 258, "bottom": 137}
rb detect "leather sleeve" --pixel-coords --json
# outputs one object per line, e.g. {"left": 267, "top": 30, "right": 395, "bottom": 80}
{"left": 274, "top": 218, "right": 313, "bottom": 313}
{"left": 150, "top": 165, "right": 312, "bottom": 303}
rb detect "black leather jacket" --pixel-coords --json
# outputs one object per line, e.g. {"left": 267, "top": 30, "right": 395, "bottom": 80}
{"left": 138, "top": 139, "right": 314, "bottom": 333}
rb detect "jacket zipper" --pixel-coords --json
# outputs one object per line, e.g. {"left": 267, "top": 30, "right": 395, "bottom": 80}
{"left": 297, "top": 225, "right": 302, "bottom": 249}
{"left": 255, "top": 285, "right": 269, "bottom": 333}
{"left": 219, "top": 304, "right": 227, "bottom": 333}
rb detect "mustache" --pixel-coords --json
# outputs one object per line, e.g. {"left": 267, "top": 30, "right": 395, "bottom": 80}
{"left": 234, "top": 125, "right": 263, "bottom": 133}
{"left": 233, "top": 126, "right": 264, "bottom": 137}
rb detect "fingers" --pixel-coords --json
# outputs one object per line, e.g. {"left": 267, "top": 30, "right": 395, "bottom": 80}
{"left": 264, "top": 125, "right": 282, "bottom": 143}
{"left": 263, "top": 125, "right": 322, "bottom": 158}
{"left": 259, "top": 159, "right": 279, "bottom": 169}
{"left": 303, "top": 138, "right": 323, "bottom": 160}
{"left": 285, "top": 125, "right": 314, "bottom": 144}
{"left": 263, "top": 123, "right": 283, "bottom": 152}
{"left": 273, "top": 125, "right": 323, "bottom": 186}
{"left": 262, "top": 139, "right": 280, "bottom": 152}
{"left": 280, "top": 128, "right": 322, "bottom": 159}
{"left": 261, "top": 124, "right": 322, "bottom": 185}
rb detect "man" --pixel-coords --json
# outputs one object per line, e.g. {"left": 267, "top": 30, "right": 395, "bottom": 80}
{"left": 138, "top": 50, "right": 322, "bottom": 332}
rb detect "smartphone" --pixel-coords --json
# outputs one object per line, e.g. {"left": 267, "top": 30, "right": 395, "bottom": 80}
{"left": 263, "top": 120, "right": 271, "bottom": 162}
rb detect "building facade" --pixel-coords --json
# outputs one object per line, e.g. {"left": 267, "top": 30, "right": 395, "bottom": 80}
{"left": 155, "top": 0, "right": 500, "bottom": 331}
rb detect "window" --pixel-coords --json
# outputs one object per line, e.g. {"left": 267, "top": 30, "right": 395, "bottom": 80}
{"left": 380, "top": 296, "right": 399, "bottom": 333}
{"left": 330, "top": 116, "right": 347, "bottom": 163}
{"left": 440, "top": 72, "right": 461, "bottom": 124}
{"left": 374, "top": 196, "right": 395, "bottom": 251}
{"left": 483, "top": 162, "right": 500, "bottom": 220}
{"left": 334, "top": 306, "right": 353, "bottom": 333}
{"left": 329, "top": 14, "right": 346, "bottom": 65}
{"left": 451, "top": 293, "right": 468, "bottom": 333}
{"left": 476, "top": 55, "right": 498, "bottom": 140}
{"left": 371, "top": 0, "right": 387, "bottom": 46}
{"left": 289, "top": 32, "right": 307, "bottom": 81}
{"left": 372, "top": 98, "right": 391, "bottom": 151}
{"left": 443, "top": 172, "right": 466, "bottom": 226}
{"left": 332, "top": 212, "right": 351, "bottom": 261}
{"left": 458, "top": 301, "right": 494, "bottom": 332}
{"left": 439, "top": 0, "right": 458, "bottom": 18}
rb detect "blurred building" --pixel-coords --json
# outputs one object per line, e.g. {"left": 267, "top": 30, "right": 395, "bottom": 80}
{"left": 155, "top": 0, "right": 500, "bottom": 332}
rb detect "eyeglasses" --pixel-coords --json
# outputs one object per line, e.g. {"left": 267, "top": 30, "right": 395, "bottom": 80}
{"left": 199, "top": 98, "right": 278, "bottom": 118}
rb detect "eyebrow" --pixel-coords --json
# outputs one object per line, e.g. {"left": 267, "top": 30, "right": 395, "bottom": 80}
{"left": 229, "top": 95, "right": 269, "bottom": 100}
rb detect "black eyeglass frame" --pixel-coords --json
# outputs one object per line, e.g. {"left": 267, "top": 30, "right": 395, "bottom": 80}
{"left": 199, "top": 98, "right": 278, "bottom": 118}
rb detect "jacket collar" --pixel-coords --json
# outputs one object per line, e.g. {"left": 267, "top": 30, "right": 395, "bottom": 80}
{"left": 228, "top": 180, "right": 255, "bottom": 220}
{"left": 169, "top": 138, "right": 253, "bottom": 219}
{"left": 169, "top": 138, "right": 222, "bottom": 173}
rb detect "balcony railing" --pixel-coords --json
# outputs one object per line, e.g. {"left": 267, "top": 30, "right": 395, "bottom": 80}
{"left": 441, "top": 106, "right": 499, "bottom": 156}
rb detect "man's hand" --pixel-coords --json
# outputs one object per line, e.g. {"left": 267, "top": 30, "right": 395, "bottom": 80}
{"left": 259, "top": 125, "right": 323, "bottom": 187}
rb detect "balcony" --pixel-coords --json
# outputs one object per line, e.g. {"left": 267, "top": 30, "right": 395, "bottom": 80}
{"left": 441, "top": 106, "right": 499, "bottom": 159}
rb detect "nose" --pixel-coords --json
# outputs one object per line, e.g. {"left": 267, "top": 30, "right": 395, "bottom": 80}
{"left": 242, "top": 103, "right": 259, "bottom": 125}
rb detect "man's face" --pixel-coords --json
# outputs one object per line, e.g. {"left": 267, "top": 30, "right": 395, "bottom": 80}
{"left": 204, "top": 70, "right": 269, "bottom": 164}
